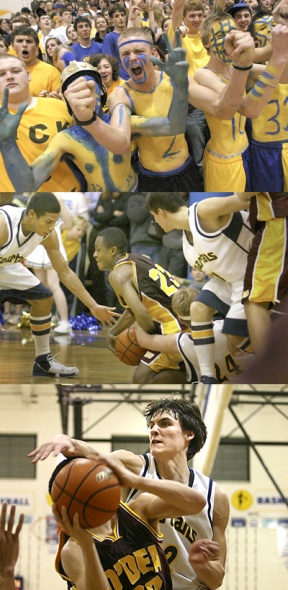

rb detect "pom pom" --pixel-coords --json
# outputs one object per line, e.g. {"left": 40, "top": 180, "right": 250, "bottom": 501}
{"left": 69, "top": 311, "right": 100, "bottom": 332}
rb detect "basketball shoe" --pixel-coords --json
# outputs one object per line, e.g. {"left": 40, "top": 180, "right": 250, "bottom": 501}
{"left": 32, "top": 354, "right": 79, "bottom": 377}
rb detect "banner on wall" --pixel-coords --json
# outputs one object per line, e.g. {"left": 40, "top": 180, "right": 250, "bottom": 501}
{"left": 0, "top": 494, "right": 34, "bottom": 511}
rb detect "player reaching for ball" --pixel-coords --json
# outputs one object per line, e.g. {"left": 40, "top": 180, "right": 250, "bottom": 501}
{"left": 134, "top": 287, "right": 250, "bottom": 383}
{"left": 50, "top": 452, "right": 206, "bottom": 590}
{"left": 93, "top": 227, "right": 187, "bottom": 384}
{"left": 30, "top": 397, "right": 230, "bottom": 590}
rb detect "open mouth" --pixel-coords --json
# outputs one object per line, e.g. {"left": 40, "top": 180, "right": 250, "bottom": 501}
{"left": 21, "top": 50, "right": 29, "bottom": 57}
{"left": 131, "top": 65, "right": 143, "bottom": 76}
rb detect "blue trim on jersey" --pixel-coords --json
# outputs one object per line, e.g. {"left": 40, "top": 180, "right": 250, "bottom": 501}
{"left": 222, "top": 211, "right": 251, "bottom": 254}
{"left": 0, "top": 208, "right": 13, "bottom": 249}
{"left": 177, "top": 333, "right": 198, "bottom": 384}
{"left": 188, "top": 467, "right": 195, "bottom": 487}
{"left": 17, "top": 210, "right": 36, "bottom": 248}
{"left": 207, "top": 478, "right": 214, "bottom": 532}
{"left": 196, "top": 289, "right": 230, "bottom": 317}
{"left": 192, "top": 203, "right": 229, "bottom": 239}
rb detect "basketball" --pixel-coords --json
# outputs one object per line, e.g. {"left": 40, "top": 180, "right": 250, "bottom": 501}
{"left": 51, "top": 458, "right": 121, "bottom": 528}
{"left": 114, "top": 325, "right": 147, "bottom": 366}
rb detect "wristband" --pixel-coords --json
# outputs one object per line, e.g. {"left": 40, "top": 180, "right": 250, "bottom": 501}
{"left": 73, "top": 109, "right": 97, "bottom": 126}
{"left": 232, "top": 63, "right": 253, "bottom": 71}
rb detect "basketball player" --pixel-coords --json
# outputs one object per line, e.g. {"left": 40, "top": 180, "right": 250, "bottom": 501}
{"left": 146, "top": 192, "right": 254, "bottom": 383}
{"left": 134, "top": 286, "right": 248, "bottom": 383}
{"left": 93, "top": 226, "right": 186, "bottom": 384}
{"left": 30, "top": 397, "right": 229, "bottom": 590}
{"left": 0, "top": 503, "right": 24, "bottom": 590}
{"left": 237, "top": 191, "right": 288, "bottom": 353}
{"left": 0, "top": 193, "right": 118, "bottom": 377}
{"left": 50, "top": 452, "right": 207, "bottom": 590}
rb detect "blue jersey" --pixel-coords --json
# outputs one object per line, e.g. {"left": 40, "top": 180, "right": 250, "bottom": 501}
{"left": 102, "top": 31, "right": 129, "bottom": 80}
{"left": 71, "top": 40, "right": 102, "bottom": 60}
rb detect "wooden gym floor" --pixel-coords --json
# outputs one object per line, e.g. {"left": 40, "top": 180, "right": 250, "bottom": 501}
{"left": 0, "top": 323, "right": 135, "bottom": 384}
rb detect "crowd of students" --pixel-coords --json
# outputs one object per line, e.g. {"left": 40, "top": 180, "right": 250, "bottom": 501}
{"left": 0, "top": 0, "right": 287, "bottom": 192}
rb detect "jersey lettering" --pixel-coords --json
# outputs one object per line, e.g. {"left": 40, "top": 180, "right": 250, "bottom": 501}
{"left": 149, "top": 264, "right": 180, "bottom": 297}
{"left": 194, "top": 251, "right": 218, "bottom": 271}
{"left": 28, "top": 121, "right": 70, "bottom": 144}
{"left": 160, "top": 517, "right": 197, "bottom": 543}
{"left": 0, "top": 253, "right": 24, "bottom": 265}
{"left": 106, "top": 544, "right": 163, "bottom": 590}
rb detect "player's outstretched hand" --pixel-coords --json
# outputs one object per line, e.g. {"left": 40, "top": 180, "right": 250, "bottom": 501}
{"left": 0, "top": 503, "right": 24, "bottom": 577}
{"left": 90, "top": 303, "right": 120, "bottom": 327}
{"left": 189, "top": 539, "right": 220, "bottom": 566}
{"left": 28, "top": 434, "right": 78, "bottom": 463}
{"left": 150, "top": 30, "right": 189, "bottom": 86}
{"left": 0, "top": 88, "right": 27, "bottom": 144}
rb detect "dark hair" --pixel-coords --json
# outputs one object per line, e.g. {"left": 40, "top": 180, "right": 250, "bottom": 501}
{"left": 74, "top": 15, "right": 91, "bottom": 30}
{"left": 143, "top": 398, "right": 207, "bottom": 460}
{"left": 26, "top": 193, "right": 61, "bottom": 217}
{"left": 108, "top": 3, "right": 127, "bottom": 17}
{"left": 98, "top": 227, "right": 128, "bottom": 254}
{"left": 146, "top": 192, "right": 188, "bottom": 213}
{"left": 11, "top": 25, "right": 40, "bottom": 46}
{"left": 88, "top": 53, "right": 120, "bottom": 80}
{"left": 48, "top": 456, "right": 81, "bottom": 495}
{"left": 0, "top": 35, "right": 9, "bottom": 49}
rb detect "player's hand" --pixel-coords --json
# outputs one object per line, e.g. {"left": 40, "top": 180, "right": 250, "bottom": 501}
{"left": 189, "top": 539, "right": 220, "bottom": 566}
{"left": 150, "top": 30, "right": 189, "bottom": 86}
{"left": 0, "top": 88, "right": 27, "bottom": 144}
{"left": 273, "top": 0, "right": 288, "bottom": 25}
{"left": 225, "top": 30, "right": 255, "bottom": 68}
{"left": 28, "top": 435, "right": 78, "bottom": 462}
{"left": 90, "top": 304, "right": 121, "bottom": 327}
{"left": 52, "top": 505, "right": 93, "bottom": 544}
{"left": 0, "top": 503, "right": 24, "bottom": 574}
{"left": 64, "top": 76, "right": 97, "bottom": 123}
{"left": 86, "top": 452, "right": 138, "bottom": 488}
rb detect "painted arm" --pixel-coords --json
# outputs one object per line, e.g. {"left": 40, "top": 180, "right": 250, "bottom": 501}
{"left": 64, "top": 78, "right": 131, "bottom": 154}
{"left": 43, "top": 231, "right": 119, "bottom": 326}
{"left": 0, "top": 88, "right": 64, "bottom": 191}
{"left": 0, "top": 504, "right": 24, "bottom": 590}
{"left": 192, "top": 30, "right": 255, "bottom": 120}
{"left": 240, "top": 24, "right": 288, "bottom": 117}
{"left": 131, "top": 31, "right": 189, "bottom": 136}
{"left": 189, "top": 486, "right": 229, "bottom": 590}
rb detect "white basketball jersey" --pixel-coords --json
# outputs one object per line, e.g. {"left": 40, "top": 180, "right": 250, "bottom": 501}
{"left": 0, "top": 206, "right": 47, "bottom": 290}
{"left": 126, "top": 453, "right": 216, "bottom": 590}
{"left": 183, "top": 203, "right": 253, "bottom": 282}
{"left": 177, "top": 320, "right": 244, "bottom": 383}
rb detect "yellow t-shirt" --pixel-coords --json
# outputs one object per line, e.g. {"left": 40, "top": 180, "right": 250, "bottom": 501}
{"left": 27, "top": 60, "right": 61, "bottom": 96}
{"left": 168, "top": 23, "right": 209, "bottom": 77}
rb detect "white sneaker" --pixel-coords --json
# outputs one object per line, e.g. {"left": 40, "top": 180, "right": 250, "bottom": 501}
{"left": 32, "top": 354, "right": 79, "bottom": 377}
{"left": 54, "top": 320, "right": 72, "bottom": 334}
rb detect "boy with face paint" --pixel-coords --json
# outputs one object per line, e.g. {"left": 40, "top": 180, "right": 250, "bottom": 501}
{"left": 0, "top": 60, "right": 137, "bottom": 192}
{"left": 113, "top": 27, "right": 202, "bottom": 191}
{"left": 192, "top": 9, "right": 288, "bottom": 191}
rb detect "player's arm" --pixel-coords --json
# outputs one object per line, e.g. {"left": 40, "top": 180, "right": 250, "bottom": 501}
{"left": 89, "top": 453, "right": 206, "bottom": 519}
{"left": 108, "top": 266, "right": 156, "bottom": 334}
{"left": 196, "top": 194, "right": 250, "bottom": 231}
{"left": 131, "top": 31, "right": 189, "bottom": 137}
{"left": 189, "top": 486, "right": 229, "bottom": 590}
{"left": 135, "top": 323, "right": 179, "bottom": 354}
{"left": 0, "top": 504, "right": 24, "bottom": 590}
{"left": 239, "top": 24, "right": 288, "bottom": 117}
{"left": 43, "top": 231, "right": 119, "bottom": 327}
{"left": 56, "top": 509, "right": 110, "bottom": 590}
{"left": 64, "top": 79, "right": 131, "bottom": 154}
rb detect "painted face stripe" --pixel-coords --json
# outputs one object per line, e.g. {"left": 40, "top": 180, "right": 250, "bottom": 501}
{"left": 118, "top": 38, "right": 153, "bottom": 48}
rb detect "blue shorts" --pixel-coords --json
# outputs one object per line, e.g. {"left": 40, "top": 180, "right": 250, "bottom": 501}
{"left": 0, "top": 283, "right": 52, "bottom": 305}
{"left": 249, "top": 139, "right": 285, "bottom": 191}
